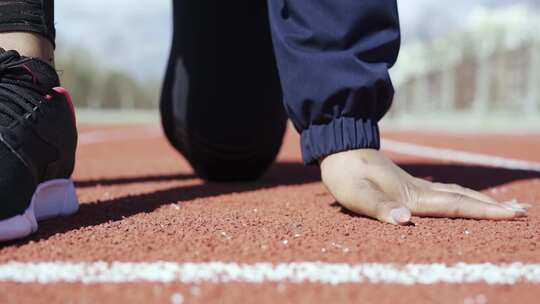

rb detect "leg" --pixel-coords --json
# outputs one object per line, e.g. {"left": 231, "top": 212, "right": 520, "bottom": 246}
{"left": 0, "top": 0, "right": 79, "bottom": 241}
{"left": 0, "top": 0, "right": 55, "bottom": 64}
{"left": 161, "top": 0, "right": 287, "bottom": 182}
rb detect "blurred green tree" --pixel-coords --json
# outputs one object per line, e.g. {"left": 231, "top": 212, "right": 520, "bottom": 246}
{"left": 55, "top": 44, "right": 161, "bottom": 110}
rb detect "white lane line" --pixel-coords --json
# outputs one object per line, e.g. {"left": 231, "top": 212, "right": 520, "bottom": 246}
{"left": 1, "top": 262, "right": 540, "bottom": 285}
{"left": 382, "top": 139, "right": 540, "bottom": 173}
{"left": 78, "top": 125, "right": 161, "bottom": 145}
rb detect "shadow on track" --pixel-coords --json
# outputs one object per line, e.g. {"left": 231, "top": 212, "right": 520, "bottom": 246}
{"left": 74, "top": 162, "right": 540, "bottom": 191}
{"left": 4, "top": 161, "right": 538, "bottom": 246}
{"left": 74, "top": 173, "right": 195, "bottom": 188}
{"left": 400, "top": 163, "right": 539, "bottom": 191}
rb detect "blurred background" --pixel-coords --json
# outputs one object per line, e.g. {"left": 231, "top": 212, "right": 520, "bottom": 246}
{"left": 55, "top": 0, "right": 540, "bottom": 130}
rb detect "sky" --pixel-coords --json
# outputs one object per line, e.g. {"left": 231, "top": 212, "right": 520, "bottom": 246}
{"left": 55, "top": 0, "right": 538, "bottom": 81}
{"left": 56, "top": 0, "right": 172, "bottom": 80}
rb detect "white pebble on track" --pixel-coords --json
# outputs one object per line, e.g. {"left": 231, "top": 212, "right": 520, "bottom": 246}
{"left": 170, "top": 292, "right": 184, "bottom": 304}
{"left": 190, "top": 286, "right": 201, "bottom": 297}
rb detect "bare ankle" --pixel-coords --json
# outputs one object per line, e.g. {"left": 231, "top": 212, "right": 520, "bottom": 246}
{"left": 0, "top": 32, "right": 54, "bottom": 66}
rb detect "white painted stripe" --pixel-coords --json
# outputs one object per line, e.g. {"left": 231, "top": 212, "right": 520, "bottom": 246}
{"left": 382, "top": 138, "right": 540, "bottom": 173}
{"left": 78, "top": 126, "right": 161, "bottom": 145}
{"left": 0, "top": 262, "right": 540, "bottom": 285}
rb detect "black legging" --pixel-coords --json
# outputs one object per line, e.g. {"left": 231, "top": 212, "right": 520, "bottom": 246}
{"left": 161, "top": 1, "right": 287, "bottom": 181}
{"left": 0, "top": 0, "right": 55, "bottom": 45}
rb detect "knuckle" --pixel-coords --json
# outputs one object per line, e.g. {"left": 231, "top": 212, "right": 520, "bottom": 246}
{"left": 414, "top": 177, "right": 430, "bottom": 187}
{"left": 449, "top": 183, "right": 462, "bottom": 189}
{"left": 444, "top": 183, "right": 462, "bottom": 191}
{"left": 453, "top": 193, "right": 465, "bottom": 201}
{"left": 406, "top": 195, "right": 420, "bottom": 211}
{"left": 404, "top": 185, "right": 422, "bottom": 210}
{"left": 401, "top": 181, "right": 419, "bottom": 201}
{"left": 356, "top": 178, "right": 374, "bottom": 189}
{"left": 451, "top": 194, "right": 466, "bottom": 217}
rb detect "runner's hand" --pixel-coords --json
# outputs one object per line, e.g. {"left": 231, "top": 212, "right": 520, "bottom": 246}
{"left": 320, "top": 149, "right": 529, "bottom": 225}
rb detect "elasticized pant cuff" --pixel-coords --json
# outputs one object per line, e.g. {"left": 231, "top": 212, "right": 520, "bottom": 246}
{"left": 300, "top": 117, "right": 380, "bottom": 164}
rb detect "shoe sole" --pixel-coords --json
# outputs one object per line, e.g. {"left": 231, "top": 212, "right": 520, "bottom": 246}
{"left": 0, "top": 179, "right": 79, "bottom": 242}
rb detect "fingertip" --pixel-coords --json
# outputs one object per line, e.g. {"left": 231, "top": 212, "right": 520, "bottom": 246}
{"left": 390, "top": 207, "right": 412, "bottom": 225}
{"left": 501, "top": 204, "right": 526, "bottom": 213}
{"left": 521, "top": 203, "right": 533, "bottom": 209}
{"left": 502, "top": 200, "right": 532, "bottom": 210}
{"left": 490, "top": 204, "right": 528, "bottom": 220}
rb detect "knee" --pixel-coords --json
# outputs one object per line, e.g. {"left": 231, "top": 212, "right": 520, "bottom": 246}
{"left": 168, "top": 107, "right": 287, "bottom": 182}
{"left": 186, "top": 138, "right": 283, "bottom": 182}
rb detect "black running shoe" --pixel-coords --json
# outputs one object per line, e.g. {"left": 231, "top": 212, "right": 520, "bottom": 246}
{"left": 0, "top": 49, "right": 78, "bottom": 242}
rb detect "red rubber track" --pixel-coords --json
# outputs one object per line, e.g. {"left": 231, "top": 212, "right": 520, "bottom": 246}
{"left": 0, "top": 124, "right": 538, "bottom": 303}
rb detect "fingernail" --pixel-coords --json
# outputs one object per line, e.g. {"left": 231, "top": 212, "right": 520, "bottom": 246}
{"left": 514, "top": 203, "right": 532, "bottom": 209}
{"left": 502, "top": 205, "right": 527, "bottom": 217}
{"left": 503, "top": 201, "right": 532, "bottom": 210}
{"left": 390, "top": 208, "right": 411, "bottom": 224}
{"left": 503, "top": 201, "right": 522, "bottom": 207}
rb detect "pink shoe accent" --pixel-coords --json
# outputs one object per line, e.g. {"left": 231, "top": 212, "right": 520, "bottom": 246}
{"left": 52, "top": 87, "right": 76, "bottom": 124}
{"left": 20, "top": 64, "right": 38, "bottom": 85}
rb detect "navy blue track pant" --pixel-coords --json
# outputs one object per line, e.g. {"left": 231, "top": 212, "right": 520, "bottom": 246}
{"left": 269, "top": 1, "right": 400, "bottom": 164}
{"left": 0, "top": 0, "right": 401, "bottom": 181}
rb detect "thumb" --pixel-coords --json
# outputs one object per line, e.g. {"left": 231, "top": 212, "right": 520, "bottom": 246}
{"left": 388, "top": 206, "right": 412, "bottom": 225}
{"left": 332, "top": 179, "right": 412, "bottom": 225}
